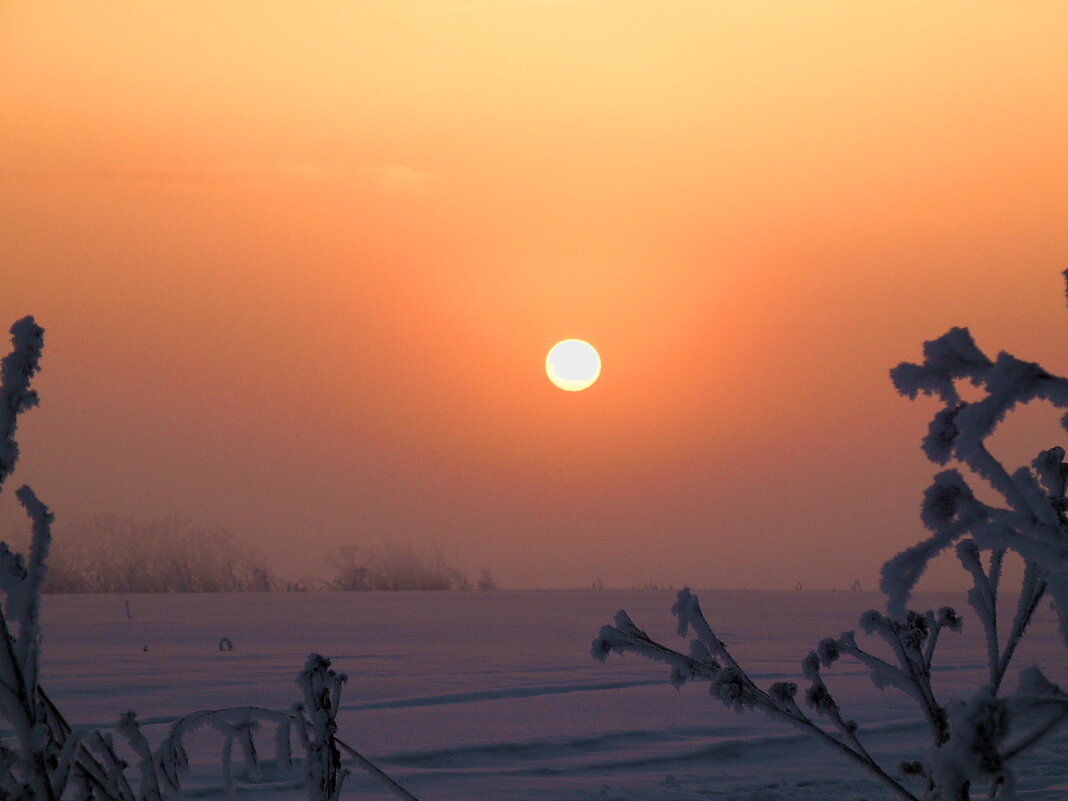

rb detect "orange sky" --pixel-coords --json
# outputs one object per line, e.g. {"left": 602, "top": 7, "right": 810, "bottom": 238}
{"left": 3, "top": 1, "right": 1068, "bottom": 589}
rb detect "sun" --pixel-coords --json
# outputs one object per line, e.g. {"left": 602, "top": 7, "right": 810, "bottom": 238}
{"left": 546, "top": 339, "right": 601, "bottom": 392}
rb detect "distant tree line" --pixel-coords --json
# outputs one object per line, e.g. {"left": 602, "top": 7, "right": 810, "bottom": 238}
{"left": 323, "top": 543, "right": 495, "bottom": 592}
{"left": 30, "top": 515, "right": 495, "bottom": 593}
{"left": 35, "top": 516, "right": 275, "bottom": 593}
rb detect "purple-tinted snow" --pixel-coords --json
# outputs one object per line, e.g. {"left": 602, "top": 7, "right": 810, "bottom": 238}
{"left": 31, "top": 590, "right": 1068, "bottom": 800}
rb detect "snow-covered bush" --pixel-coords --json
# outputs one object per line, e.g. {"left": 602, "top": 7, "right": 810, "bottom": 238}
{"left": 0, "top": 317, "right": 421, "bottom": 800}
{"left": 593, "top": 277, "right": 1068, "bottom": 801}
{"left": 38, "top": 515, "right": 278, "bottom": 593}
{"left": 325, "top": 542, "right": 475, "bottom": 591}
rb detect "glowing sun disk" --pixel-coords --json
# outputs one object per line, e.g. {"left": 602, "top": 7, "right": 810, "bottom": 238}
{"left": 546, "top": 339, "right": 601, "bottom": 392}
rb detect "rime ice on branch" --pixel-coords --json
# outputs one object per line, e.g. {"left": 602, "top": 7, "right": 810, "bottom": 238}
{"left": 593, "top": 273, "right": 1068, "bottom": 801}
{"left": 0, "top": 318, "right": 422, "bottom": 801}
{"left": 0, "top": 316, "right": 60, "bottom": 801}
{"left": 0, "top": 316, "right": 44, "bottom": 490}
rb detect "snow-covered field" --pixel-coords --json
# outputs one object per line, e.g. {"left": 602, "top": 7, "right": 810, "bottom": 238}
{"left": 34, "top": 590, "right": 1068, "bottom": 800}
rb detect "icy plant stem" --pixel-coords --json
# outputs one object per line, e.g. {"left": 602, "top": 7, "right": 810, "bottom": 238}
{"left": 1003, "top": 698, "right": 1068, "bottom": 761}
{"left": 764, "top": 706, "right": 921, "bottom": 801}
{"left": 994, "top": 569, "right": 1046, "bottom": 691}
{"left": 0, "top": 609, "right": 55, "bottom": 801}
{"left": 597, "top": 601, "right": 926, "bottom": 801}
{"left": 871, "top": 622, "right": 947, "bottom": 745}
{"left": 923, "top": 619, "right": 944, "bottom": 671}
{"left": 14, "top": 486, "right": 52, "bottom": 700}
{"left": 334, "top": 738, "right": 423, "bottom": 801}
{"left": 0, "top": 317, "right": 429, "bottom": 801}
{"left": 117, "top": 712, "right": 162, "bottom": 801}
{"left": 958, "top": 542, "right": 1003, "bottom": 689}
{"left": 967, "top": 446, "right": 1029, "bottom": 517}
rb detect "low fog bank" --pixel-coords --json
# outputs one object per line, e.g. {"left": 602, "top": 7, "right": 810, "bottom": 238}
{"left": 10, "top": 516, "right": 496, "bottom": 594}
{"left": 6, "top": 513, "right": 964, "bottom": 595}
{"left": 5, "top": 513, "right": 910, "bottom": 594}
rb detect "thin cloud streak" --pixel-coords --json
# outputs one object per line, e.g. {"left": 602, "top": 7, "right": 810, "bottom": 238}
{"left": 0, "top": 162, "right": 323, "bottom": 185}
{"left": 364, "top": 165, "right": 443, "bottom": 195}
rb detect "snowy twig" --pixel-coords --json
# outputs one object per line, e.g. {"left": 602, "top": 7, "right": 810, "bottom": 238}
{"left": 594, "top": 593, "right": 924, "bottom": 801}
{"left": 0, "top": 317, "right": 424, "bottom": 801}
{"left": 0, "top": 318, "right": 44, "bottom": 493}
{"left": 594, "top": 273, "right": 1068, "bottom": 799}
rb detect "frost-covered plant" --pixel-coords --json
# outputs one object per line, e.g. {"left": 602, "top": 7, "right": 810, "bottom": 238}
{"left": 593, "top": 277, "right": 1068, "bottom": 801}
{"left": 0, "top": 315, "right": 67, "bottom": 801}
{"left": 40, "top": 515, "right": 279, "bottom": 593}
{"left": 0, "top": 318, "right": 422, "bottom": 800}
{"left": 325, "top": 542, "right": 473, "bottom": 591}
{"left": 300, "top": 654, "right": 348, "bottom": 800}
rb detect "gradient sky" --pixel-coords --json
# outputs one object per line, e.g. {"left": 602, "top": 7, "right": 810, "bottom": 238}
{"left": 3, "top": 1, "right": 1068, "bottom": 589}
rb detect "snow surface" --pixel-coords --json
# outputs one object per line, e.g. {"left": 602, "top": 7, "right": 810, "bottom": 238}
{"left": 27, "top": 590, "right": 1068, "bottom": 800}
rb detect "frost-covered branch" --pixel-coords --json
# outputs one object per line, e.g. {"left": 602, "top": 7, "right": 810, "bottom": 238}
{"left": 1000, "top": 667, "right": 1068, "bottom": 763}
{"left": 593, "top": 273, "right": 1068, "bottom": 799}
{"left": 0, "top": 317, "right": 59, "bottom": 801}
{"left": 0, "top": 316, "right": 424, "bottom": 801}
{"left": 886, "top": 324, "right": 1068, "bottom": 637}
{"left": 0, "top": 317, "right": 44, "bottom": 493}
{"left": 149, "top": 678, "right": 423, "bottom": 801}
{"left": 594, "top": 590, "right": 925, "bottom": 801}
{"left": 13, "top": 487, "right": 52, "bottom": 704}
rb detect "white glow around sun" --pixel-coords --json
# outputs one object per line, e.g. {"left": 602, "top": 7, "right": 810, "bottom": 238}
{"left": 546, "top": 339, "right": 601, "bottom": 392}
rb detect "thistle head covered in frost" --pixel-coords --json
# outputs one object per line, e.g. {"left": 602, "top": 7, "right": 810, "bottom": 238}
{"left": 883, "top": 274, "right": 1068, "bottom": 636}
{"left": 593, "top": 273, "right": 1068, "bottom": 801}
